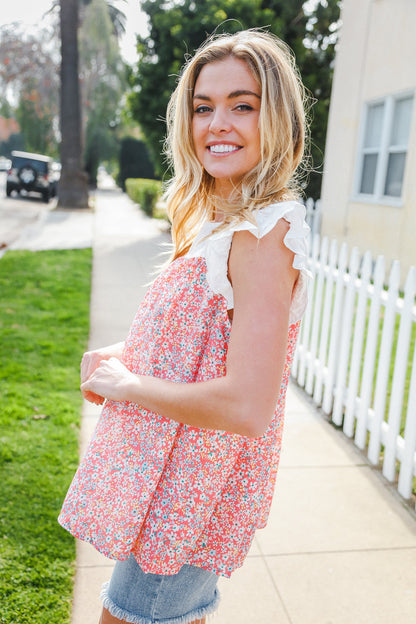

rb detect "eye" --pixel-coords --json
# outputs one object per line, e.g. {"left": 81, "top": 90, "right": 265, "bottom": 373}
{"left": 194, "top": 105, "right": 212, "bottom": 114}
{"left": 234, "top": 104, "right": 254, "bottom": 112}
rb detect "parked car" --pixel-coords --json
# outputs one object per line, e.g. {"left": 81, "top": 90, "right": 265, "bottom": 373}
{"left": 50, "top": 161, "right": 61, "bottom": 197}
{"left": 6, "top": 151, "right": 57, "bottom": 202}
{"left": 0, "top": 156, "right": 11, "bottom": 172}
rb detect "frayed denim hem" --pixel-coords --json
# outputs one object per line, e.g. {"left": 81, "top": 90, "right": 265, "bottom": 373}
{"left": 100, "top": 581, "right": 220, "bottom": 624}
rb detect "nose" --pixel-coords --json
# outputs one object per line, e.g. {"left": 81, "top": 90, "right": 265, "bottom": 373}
{"left": 209, "top": 108, "right": 231, "bottom": 134}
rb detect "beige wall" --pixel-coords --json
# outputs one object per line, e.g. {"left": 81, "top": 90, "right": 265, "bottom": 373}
{"left": 320, "top": 0, "right": 416, "bottom": 280}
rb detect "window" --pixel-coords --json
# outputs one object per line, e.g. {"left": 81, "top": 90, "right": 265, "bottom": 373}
{"left": 357, "top": 93, "right": 414, "bottom": 201}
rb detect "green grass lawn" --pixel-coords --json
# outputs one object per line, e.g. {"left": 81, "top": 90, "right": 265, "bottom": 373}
{"left": 0, "top": 249, "right": 92, "bottom": 624}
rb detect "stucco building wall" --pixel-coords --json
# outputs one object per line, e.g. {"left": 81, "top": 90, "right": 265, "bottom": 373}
{"left": 320, "top": 0, "right": 416, "bottom": 279}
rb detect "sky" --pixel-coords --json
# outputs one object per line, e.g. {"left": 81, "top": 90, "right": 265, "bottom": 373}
{"left": 1, "top": 0, "right": 148, "bottom": 64}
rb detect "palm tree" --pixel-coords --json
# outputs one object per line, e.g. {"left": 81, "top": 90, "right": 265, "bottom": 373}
{"left": 57, "top": 0, "right": 126, "bottom": 207}
{"left": 58, "top": 0, "right": 89, "bottom": 208}
{"left": 81, "top": 0, "right": 127, "bottom": 38}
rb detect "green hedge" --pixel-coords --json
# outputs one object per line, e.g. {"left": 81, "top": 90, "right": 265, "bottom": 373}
{"left": 125, "top": 178, "right": 162, "bottom": 217}
{"left": 117, "top": 137, "right": 156, "bottom": 192}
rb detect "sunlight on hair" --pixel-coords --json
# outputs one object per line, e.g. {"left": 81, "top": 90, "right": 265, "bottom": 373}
{"left": 163, "top": 29, "right": 311, "bottom": 263}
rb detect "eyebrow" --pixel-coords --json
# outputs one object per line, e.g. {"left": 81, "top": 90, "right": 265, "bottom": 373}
{"left": 193, "top": 90, "right": 261, "bottom": 100}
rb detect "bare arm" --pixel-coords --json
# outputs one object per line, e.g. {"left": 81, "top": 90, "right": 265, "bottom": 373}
{"left": 81, "top": 220, "right": 298, "bottom": 436}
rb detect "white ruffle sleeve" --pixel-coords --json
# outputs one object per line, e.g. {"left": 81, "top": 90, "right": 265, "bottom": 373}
{"left": 187, "top": 201, "right": 311, "bottom": 325}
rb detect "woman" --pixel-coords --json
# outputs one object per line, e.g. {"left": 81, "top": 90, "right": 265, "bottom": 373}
{"left": 59, "top": 29, "right": 311, "bottom": 624}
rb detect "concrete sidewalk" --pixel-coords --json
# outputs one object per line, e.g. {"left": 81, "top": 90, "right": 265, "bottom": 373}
{"left": 13, "top": 187, "right": 416, "bottom": 623}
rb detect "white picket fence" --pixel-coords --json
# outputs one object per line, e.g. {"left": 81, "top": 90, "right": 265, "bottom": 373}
{"left": 304, "top": 197, "right": 322, "bottom": 237}
{"left": 292, "top": 235, "right": 416, "bottom": 508}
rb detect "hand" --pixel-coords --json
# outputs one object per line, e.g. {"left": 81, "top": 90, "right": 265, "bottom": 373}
{"left": 81, "top": 342, "right": 125, "bottom": 404}
{"left": 81, "top": 357, "right": 138, "bottom": 404}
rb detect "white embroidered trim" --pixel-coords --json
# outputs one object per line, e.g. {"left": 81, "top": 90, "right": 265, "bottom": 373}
{"left": 187, "top": 201, "right": 311, "bottom": 325}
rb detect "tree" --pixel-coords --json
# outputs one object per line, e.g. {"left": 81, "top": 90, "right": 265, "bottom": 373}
{"left": 0, "top": 23, "right": 60, "bottom": 156}
{"left": 58, "top": 0, "right": 89, "bottom": 208}
{"left": 0, "top": 133, "right": 25, "bottom": 158}
{"left": 16, "top": 81, "right": 57, "bottom": 156}
{"left": 1, "top": 0, "right": 128, "bottom": 198}
{"left": 79, "top": 0, "right": 127, "bottom": 187}
{"left": 117, "top": 136, "right": 156, "bottom": 191}
{"left": 81, "top": 0, "right": 127, "bottom": 39}
{"left": 128, "top": 0, "right": 341, "bottom": 198}
{"left": 301, "top": 0, "right": 341, "bottom": 198}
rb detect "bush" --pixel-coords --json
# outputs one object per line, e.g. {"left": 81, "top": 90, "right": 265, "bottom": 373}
{"left": 125, "top": 178, "right": 162, "bottom": 217}
{"left": 117, "top": 137, "right": 156, "bottom": 191}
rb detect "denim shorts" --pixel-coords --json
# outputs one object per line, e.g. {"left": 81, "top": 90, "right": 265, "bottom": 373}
{"left": 101, "top": 554, "right": 220, "bottom": 624}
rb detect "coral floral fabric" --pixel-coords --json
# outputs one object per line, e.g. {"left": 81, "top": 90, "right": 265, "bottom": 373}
{"left": 59, "top": 251, "right": 300, "bottom": 578}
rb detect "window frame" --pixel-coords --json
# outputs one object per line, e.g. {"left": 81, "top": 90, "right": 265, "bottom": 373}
{"left": 353, "top": 91, "right": 414, "bottom": 206}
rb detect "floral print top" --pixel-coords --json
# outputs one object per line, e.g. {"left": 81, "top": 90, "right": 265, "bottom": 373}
{"left": 58, "top": 201, "right": 310, "bottom": 578}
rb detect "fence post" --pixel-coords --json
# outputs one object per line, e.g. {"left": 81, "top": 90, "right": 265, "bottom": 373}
{"left": 305, "top": 197, "right": 321, "bottom": 237}
{"left": 383, "top": 266, "right": 416, "bottom": 482}
{"left": 314, "top": 239, "right": 338, "bottom": 406}
{"left": 297, "top": 234, "right": 320, "bottom": 388}
{"left": 332, "top": 247, "right": 360, "bottom": 426}
{"left": 343, "top": 251, "right": 373, "bottom": 437}
{"left": 397, "top": 336, "right": 416, "bottom": 501}
{"left": 322, "top": 243, "right": 348, "bottom": 416}
{"left": 355, "top": 255, "right": 385, "bottom": 450}
{"left": 305, "top": 237, "right": 329, "bottom": 395}
{"left": 367, "top": 261, "right": 400, "bottom": 466}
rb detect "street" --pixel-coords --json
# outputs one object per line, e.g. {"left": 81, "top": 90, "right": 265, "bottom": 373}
{"left": 0, "top": 171, "right": 56, "bottom": 248}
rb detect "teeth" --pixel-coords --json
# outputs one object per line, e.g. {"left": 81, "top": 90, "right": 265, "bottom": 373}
{"left": 209, "top": 144, "right": 239, "bottom": 153}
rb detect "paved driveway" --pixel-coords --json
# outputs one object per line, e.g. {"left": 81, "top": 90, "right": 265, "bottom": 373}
{"left": 0, "top": 171, "right": 56, "bottom": 247}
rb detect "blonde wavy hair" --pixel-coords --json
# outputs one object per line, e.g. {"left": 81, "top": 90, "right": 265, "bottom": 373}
{"left": 164, "top": 29, "right": 308, "bottom": 261}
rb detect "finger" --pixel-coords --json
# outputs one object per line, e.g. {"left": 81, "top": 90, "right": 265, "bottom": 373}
{"left": 80, "top": 353, "right": 93, "bottom": 382}
{"left": 108, "top": 356, "right": 126, "bottom": 372}
{"left": 81, "top": 388, "right": 105, "bottom": 405}
{"left": 81, "top": 353, "right": 101, "bottom": 383}
{"left": 89, "top": 393, "right": 105, "bottom": 405}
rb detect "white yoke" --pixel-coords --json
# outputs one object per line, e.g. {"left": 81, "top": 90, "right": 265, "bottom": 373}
{"left": 187, "top": 200, "right": 311, "bottom": 325}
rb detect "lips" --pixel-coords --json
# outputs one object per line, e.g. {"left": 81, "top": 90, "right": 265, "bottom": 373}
{"left": 208, "top": 144, "right": 241, "bottom": 154}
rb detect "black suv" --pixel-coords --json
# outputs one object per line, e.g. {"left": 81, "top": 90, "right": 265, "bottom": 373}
{"left": 6, "top": 151, "right": 58, "bottom": 202}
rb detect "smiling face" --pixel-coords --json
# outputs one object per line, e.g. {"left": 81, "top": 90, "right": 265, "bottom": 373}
{"left": 192, "top": 56, "right": 262, "bottom": 200}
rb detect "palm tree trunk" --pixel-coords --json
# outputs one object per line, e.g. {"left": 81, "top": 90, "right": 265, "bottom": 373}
{"left": 58, "top": 0, "right": 89, "bottom": 208}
